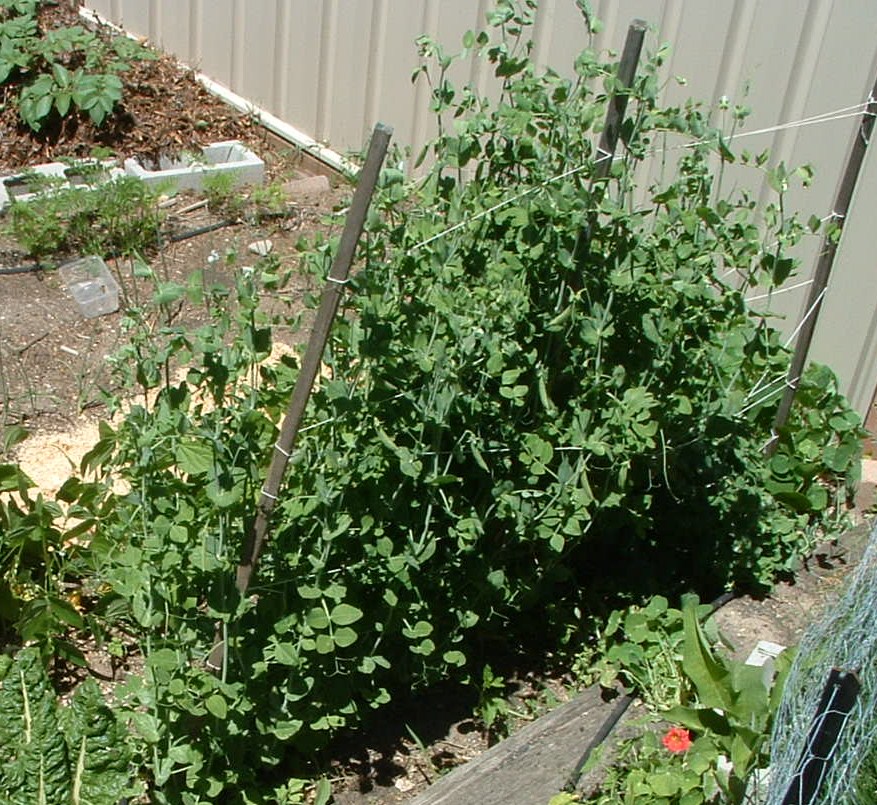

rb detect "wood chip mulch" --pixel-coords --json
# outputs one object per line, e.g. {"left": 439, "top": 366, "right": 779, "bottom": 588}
{"left": 0, "top": 0, "right": 259, "bottom": 173}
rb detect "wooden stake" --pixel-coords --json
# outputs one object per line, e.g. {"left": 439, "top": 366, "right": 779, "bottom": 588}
{"left": 574, "top": 19, "right": 647, "bottom": 271}
{"left": 769, "top": 73, "right": 877, "bottom": 450}
{"left": 208, "top": 122, "right": 392, "bottom": 671}
{"left": 594, "top": 19, "right": 647, "bottom": 181}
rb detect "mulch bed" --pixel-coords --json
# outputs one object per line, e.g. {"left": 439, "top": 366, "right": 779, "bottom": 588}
{"left": 0, "top": 0, "right": 258, "bottom": 173}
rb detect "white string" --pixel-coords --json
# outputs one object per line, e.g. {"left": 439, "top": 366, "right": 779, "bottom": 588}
{"left": 746, "top": 278, "right": 814, "bottom": 303}
{"left": 407, "top": 161, "right": 591, "bottom": 255}
{"left": 737, "top": 374, "right": 800, "bottom": 417}
{"left": 260, "top": 488, "right": 279, "bottom": 501}
{"left": 403, "top": 101, "right": 868, "bottom": 257}
{"left": 747, "top": 372, "right": 788, "bottom": 402}
{"left": 740, "top": 286, "right": 827, "bottom": 405}
{"left": 690, "top": 104, "right": 868, "bottom": 147}
{"left": 274, "top": 443, "right": 291, "bottom": 458}
{"left": 783, "top": 286, "right": 827, "bottom": 349}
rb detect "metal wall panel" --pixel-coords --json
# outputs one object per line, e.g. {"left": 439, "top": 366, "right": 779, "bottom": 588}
{"left": 82, "top": 0, "right": 877, "bottom": 416}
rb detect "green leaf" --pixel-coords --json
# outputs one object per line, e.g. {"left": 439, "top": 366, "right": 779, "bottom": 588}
{"left": 330, "top": 603, "right": 363, "bottom": 626}
{"left": 306, "top": 608, "right": 330, "bottom": 630}
{"left": 174, "top": 440, "right": 213, "bottom": 475}
{"left": 681, "top": 596, "right": 731, "bottom": 710}
{"left": 651, "top": 770, "right": 681, "bottom": 797}
{"left": 0, "top": 463, "right": 34, "bottom": 492}
{"left": 129, "top": 711, "right": 161, "bottom": 744}
{"left": 62, "top": 678, "right": 134, "bottom": 805}
{"left": 272, "top": 642, "right": 299, "bottom": 666}
{"left": 153, "top": 282, "right": 186, "bottom": 306}
{"left": 773, "top": 490, "right": 812, "bottom": 513}
{"left": 411, "top": 638, "right": 435, "bottom": 655}
{"left": 0, "top": 648, "right": 70, "bottom": 804}
{"left": 146, "top": 648, "right": 179, "bottom": 671}
{"left": 206, "top": 693, "right": 228, "bottom": 719}
{"left": 1, "top": 425, "right": 29, "bottom": 452}
{"left": 403, "top": 620, "right": 433, "bottom": 638}
{"left": 333, "top": 626, "right": 358, "bottom": 648}
{"left": 48, "top": 596, "right": 84, "bottom": 629}
{"left": 313, "top": 778, "right": 332, "bottom": 805}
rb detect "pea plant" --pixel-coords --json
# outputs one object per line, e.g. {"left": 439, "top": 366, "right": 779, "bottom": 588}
{"left": 2, "top": 1, "right": 864, "bottom": 801}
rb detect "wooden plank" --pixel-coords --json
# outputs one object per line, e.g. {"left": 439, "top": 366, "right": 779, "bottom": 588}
{"left": 408, "top": 685, "right": 619, "bottom": 805}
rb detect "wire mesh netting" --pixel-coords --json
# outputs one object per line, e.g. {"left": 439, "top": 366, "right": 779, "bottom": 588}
{"left": 763, "top": 520, "right": 877, "bottom": 804}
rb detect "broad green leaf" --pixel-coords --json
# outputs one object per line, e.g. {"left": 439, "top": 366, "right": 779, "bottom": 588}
{"left": 63, "top": 678, "right": 135, "bottom": 805}
{"left": 650, "top": 770, "right": 681, "bottom": 797}
{"left": 410, "top": 638, "right": 435, "bottom": 655}
{"left": 443, "top": 650, "right": 466, "bottom": 666}
{"left": 146, "top": 648, "right": 179, "bottom": 671}
{"left": 153, "top": 281, "right": 187, "bottom": 306}
{"left": 332, "top": 627, "right": 358, "bottom": 648}
{"left": 330, "top": 603, "right": 363, "bottom": 626}
{"left": 174, "top": 440, "right": 213, "bottom": 475}
{"left": 129, "top": 711, "right": 161, "bottom": 744}
{"left": 205, "top": 694, "right": 228, "bottom": 720}
{"left": 681, "top": 597, "right": 731, "bottom": 710}
{"left": 0, "top": 463, "right": 34, "bottom": 492}
{"left": 313, "top": 778, "right": 332, "bottom": 805}
{"left": 306, "top": 608, "right": 330, "bottom": 630}
{"left": 272, "top": 642, "right": 299, "bottom": 666}
{"left": 270, "top": 719, "right": 304, "bottom": 740}
{"left": 403, "top": 620, "right": 433, "bottom": 638}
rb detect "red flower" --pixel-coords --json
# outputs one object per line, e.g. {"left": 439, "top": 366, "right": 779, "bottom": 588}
{"left": 662, "top": 726, "right": 692, "bottom": 753}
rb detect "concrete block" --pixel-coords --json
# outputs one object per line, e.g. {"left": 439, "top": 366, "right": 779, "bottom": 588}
{"left": 0, "top": 160, "right": 124, "bottom": 212}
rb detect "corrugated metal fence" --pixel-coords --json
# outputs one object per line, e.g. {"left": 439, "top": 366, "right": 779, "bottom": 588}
{"left": 83, "top": 0, "right": 877, "bottom": 418}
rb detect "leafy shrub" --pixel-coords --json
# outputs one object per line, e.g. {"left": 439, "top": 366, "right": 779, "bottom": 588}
{"left": 573, "top": 595, "right": 717, "bottom": 710}
{"left": 0, "top": 0, "right": 155, "bottom": 132}
{"left": 30, "top": 1, "right": 863, "bottom": 800}
{"left": 574, "top": 597, "right": 793, "bottom": 805}
{"left": 0, "top": 463, "right": 93, "bottom": 665}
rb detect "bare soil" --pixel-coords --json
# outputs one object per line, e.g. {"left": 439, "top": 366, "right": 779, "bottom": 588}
{"left": 0, "top": 0, "right": 348, "bottom": 437}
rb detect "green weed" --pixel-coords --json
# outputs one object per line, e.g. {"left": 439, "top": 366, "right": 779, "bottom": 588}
{"left": 5, "top": 176, "right": 163, "bottom": 260}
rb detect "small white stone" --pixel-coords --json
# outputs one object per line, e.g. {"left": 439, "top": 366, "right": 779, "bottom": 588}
{"left": 248, "top": 239, "right": 274, "bottom": 256}
{"left": 393, "top": 777, "right": 416, "bottom": 793}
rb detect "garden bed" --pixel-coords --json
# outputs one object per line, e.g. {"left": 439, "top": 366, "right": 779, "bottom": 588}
{"left": 1, "top": 3, "right": 871, "bottom": 804}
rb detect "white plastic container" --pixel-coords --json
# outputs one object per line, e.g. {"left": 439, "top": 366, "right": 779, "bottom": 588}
{"left": 123, "top": 140, "right": 265, "bottom": 191}
{"left": 0, "top": 163, "right": 68, "bottom": 211}
{"left": 59, "top": 256, "right": 120, "bottom": 318}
